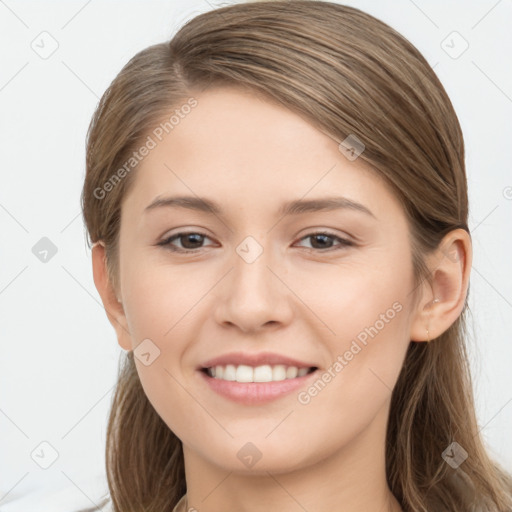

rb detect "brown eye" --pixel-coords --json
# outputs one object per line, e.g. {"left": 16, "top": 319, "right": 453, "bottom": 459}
{"left": 296, "top": 232, "right": 353, "bottom": 251}
{"left": 158, "top": 232, "right": 214, "bottom": 253}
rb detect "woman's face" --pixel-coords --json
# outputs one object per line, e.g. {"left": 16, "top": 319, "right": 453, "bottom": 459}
{"left": 113, "top": 86, "right": 421, "bottom": 473}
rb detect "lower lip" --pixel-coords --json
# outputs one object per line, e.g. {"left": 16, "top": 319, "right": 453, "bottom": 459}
{"left": 198, "top": 369, "right": 318, "bottom": 405}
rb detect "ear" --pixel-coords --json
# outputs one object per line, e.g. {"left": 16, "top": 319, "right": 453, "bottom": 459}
{"left": 410, "top": 228, "right": 472, "bottom": 342}
{"left": 91, "top": 241, "right": 132, "bottom": 351}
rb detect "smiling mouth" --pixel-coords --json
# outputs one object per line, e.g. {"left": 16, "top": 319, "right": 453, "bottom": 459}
{"left": 201, "top": 364, "right": 318, "bottom": 383}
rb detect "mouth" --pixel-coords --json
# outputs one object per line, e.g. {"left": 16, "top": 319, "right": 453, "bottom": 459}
{"left": 196, "top": 351, "right": 320, "bottom": 404}
{"left": 200, "top": 364, "right": 318, "bottom": 383}
{"left": 198, "top": 364, "right": 319, "bottom": 405}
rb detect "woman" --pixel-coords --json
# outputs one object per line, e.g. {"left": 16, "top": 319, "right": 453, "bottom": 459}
{"left": 81, "top": 1, "right": 512, "bottom": 511}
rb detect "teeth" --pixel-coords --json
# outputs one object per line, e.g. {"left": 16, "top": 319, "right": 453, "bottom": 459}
{"left": 286, "top": 366, "right": 298, "bottom": 379}
{"left": 223, "top": 364, "right": 236, "bottom": 381}
{"left": 206, "top": 364, "right": 315, "bottom": 382}
{"left": 236, "top": 364, "right": 254, "bottom": 383}
{"left": 254, "top": 365, "right": 273, "bottom": 382}
{"left": 272, "top": 365, "right": 287, "bottom": 381}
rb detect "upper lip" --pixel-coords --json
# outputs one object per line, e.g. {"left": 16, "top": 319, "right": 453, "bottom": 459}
{"left": 199, "top": 351, "right": 318, "bottom": 370}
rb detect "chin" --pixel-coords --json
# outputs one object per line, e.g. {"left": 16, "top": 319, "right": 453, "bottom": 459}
{"left": 199, "top": 438, "right": 320, "bottom": 475}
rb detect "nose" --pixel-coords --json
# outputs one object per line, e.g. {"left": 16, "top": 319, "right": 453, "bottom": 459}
{"left": 213, "top": 241, "right": 294, "bottom": 333}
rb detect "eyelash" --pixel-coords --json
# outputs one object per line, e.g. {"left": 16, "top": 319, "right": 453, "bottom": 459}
{"left": 157, "top": 230, "right": 354, "bottom": 254}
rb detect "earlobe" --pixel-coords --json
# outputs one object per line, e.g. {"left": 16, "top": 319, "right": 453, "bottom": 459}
{"left": 410, "top": 229, "right": 472, "bottom": 343}
{"left": 91, "top": 241, "right": 132, "bottom": 351}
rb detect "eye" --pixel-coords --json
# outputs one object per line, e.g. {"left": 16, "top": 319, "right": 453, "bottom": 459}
{"left": 157, "top": 230, "right": 353, "bottom": 254}
{"left": 157, "top": 231, "right": 215, "bottom": 253}
{"left": 295, "top": 231, "right": 354, "bottom": 252}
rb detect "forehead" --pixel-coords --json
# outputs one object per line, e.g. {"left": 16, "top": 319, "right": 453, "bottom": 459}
{"left": 123, "top": 86, "right": 401, "bottom": 222}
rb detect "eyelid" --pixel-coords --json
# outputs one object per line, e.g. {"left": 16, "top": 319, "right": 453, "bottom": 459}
{"left": 157, "top": 230, "right": 215, "bottom": 252}
{"left": 295, "top": 227, "right": 354, "bottom": 244}
{"left": 294, "top": 231, "right": 354, "bottom": 251}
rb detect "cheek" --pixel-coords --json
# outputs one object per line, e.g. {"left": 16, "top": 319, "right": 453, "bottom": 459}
{"left": 293, "top": 297, "right": 410, "bottom": 455}
{"left": 122, "top": 268, "right": 201, "bottom": 437}
{"left": 133, "top": 356, "right": 205, "bottom": 453}
{"left": 315, "top": 257, "right": 412, "bottom": 341}
{"left": 121, "top": 261, "right": 194, "bottom": 342}
{"left": 309, "top": 256, "right": 413, "bottom": 401}
{"left": 120, "top": 262, "right": 204, "bottom": 388}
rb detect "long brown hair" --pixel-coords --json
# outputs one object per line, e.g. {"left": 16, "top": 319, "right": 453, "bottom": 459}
{"left": 81, "top": 1, "right": 512, "bottom": 510}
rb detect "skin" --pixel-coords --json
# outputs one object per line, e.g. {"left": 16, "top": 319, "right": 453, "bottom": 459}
{"left": 92, "top": 86, "right": 472, "bottom": 512}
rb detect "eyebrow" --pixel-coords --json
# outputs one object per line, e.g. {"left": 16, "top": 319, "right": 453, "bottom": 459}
{"left": 144, "top": 195, "right": 376, "bottom": 219}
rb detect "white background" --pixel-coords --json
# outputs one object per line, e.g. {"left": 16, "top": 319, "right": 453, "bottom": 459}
{"left": 1, "top": 0, "right": 511, "bottom": 510}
